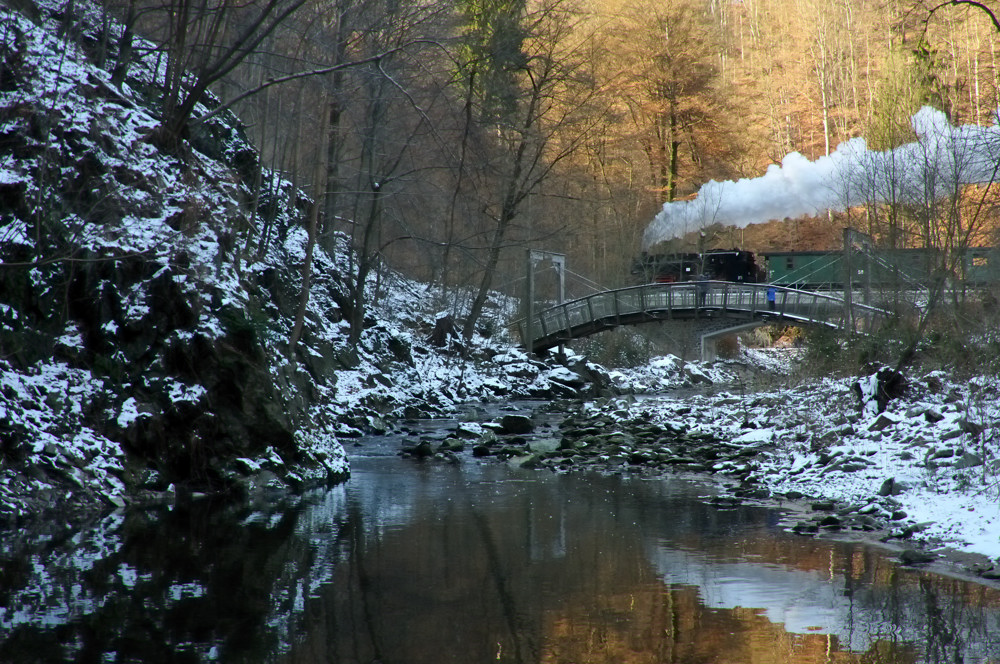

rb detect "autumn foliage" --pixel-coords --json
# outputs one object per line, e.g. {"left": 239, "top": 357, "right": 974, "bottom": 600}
{"left": 106, "top": 0, "right": 1000, "bottom": 318}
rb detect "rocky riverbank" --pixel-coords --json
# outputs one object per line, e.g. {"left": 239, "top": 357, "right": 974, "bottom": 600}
{"left": 399, "top": 361, "right": 1000, "bottom": 581}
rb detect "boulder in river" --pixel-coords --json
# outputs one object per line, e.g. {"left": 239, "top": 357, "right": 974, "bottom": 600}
{"left": 499, "top": 414, "right": 534, "bottom": 435}
{"left": 899, "top": 549, "right": 936, "bottom": 566}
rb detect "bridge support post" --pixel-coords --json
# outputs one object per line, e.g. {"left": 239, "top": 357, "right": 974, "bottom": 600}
{"left": 843, "top": 227, "right": 853, "bottom": 330}
{"left": 524, "top": 249, "right": 534, "bottom": 353}
{"left": 524, "top": 249, "right": 567, "bottom": 355}
{"left": 701, "top": 336, "right": 718, "bottom": 362}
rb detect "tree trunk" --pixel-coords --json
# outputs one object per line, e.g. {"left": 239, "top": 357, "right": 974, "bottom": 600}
{"left": 667, "top": 108, "right": 679, "bottom": 202}
{"left": 462, "top": 214, "right": 510, "bottom": 342}
{"left": 288, "top": 110, "right": 331, "bottom": 361}
{"left": 288, "top": 183, "right": 323, "bottom": 361}
{"left": 323, "top": 0, "right": 350, "bottom": 244}
{"left": 349, "top": 186, "right": 383, "bottom": 344}
{"left": 110, "top": 0, "right": 136, "bottom": 87}
{"left": 439, "top": 72, "right": 476, "bottom": 288}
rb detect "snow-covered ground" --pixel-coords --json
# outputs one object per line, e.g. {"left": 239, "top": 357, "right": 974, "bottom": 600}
{"left": 597, "top": 349, "right": 1000, "bottom": 566}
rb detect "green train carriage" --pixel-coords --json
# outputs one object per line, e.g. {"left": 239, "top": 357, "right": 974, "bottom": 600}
{"left": 763, "top": 248, "right": 999, "bottom": 289}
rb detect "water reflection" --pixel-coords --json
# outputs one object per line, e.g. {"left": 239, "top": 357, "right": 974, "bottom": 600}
{"left": 2, "top": 450, "right": 1000, "bottom": 663}
{"left": 283, "top": 462, "right": 1000, "bottom": 664}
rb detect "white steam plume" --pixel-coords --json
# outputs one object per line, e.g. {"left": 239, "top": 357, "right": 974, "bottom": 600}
{"left": 642, "top": 106, "right": 1000, "bottom": 249}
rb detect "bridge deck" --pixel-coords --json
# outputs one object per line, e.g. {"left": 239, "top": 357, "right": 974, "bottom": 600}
{"left": 518, "top": 281, "right": 890, "bottom": 353}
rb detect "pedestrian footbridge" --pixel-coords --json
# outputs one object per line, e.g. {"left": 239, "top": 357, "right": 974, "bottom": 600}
{"left": 516, "top": 281, "right": 890, "bottom": 358}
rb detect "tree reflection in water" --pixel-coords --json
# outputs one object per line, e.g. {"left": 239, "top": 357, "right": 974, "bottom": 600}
{"left": 0, "top": 496, "right": 315, "bottom": 662}
{"left": 2, "top": 461, "right": 1000, "bottom": 663}
{"left": 280, "top": 466, "right": 1000, "bottom": 664}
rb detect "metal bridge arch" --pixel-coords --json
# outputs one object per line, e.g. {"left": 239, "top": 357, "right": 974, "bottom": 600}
{"left": 516, "top": 281, "right": 890, "bottom": 357}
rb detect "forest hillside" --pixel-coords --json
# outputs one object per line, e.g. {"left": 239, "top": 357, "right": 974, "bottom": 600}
{"left": 99, "top": 0, "right": 1000, "bottom": 295}
{"left": 0, "top": 0, "right": 614, "bottom": 522}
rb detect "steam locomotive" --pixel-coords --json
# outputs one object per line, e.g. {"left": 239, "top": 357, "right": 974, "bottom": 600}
{"left": 633, "top": 249, "right": 765, "bottom": 284}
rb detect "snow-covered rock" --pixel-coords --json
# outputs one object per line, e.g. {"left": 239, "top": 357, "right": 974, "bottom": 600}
{"left": 0, "top": 0, "right": 621, "bottom": 523}
{"left": 582, "top": 368, "right": 1000, "bottom": 562}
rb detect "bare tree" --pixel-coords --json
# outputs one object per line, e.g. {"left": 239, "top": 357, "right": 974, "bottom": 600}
{"left": 116, "top": 0, "right": 310, "bottom": 151}
{"left": 458, "top": 0, "right": 606, "bottom": 341}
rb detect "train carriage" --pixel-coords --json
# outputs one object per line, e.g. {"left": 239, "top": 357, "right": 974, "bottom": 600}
{"left": 963, "top": 247, "right": 1000, "bottom": 286}
{"left": 762, "top": 247, "right": 997, "bottom": 290}
{"left": 763, "top": 251, "right": 842, "bottom": 289}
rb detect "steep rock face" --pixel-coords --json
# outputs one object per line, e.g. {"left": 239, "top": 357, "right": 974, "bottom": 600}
{"left": 0, "top": 0, "right": 623, "bottom": 523}
{"left": 0, "top": 0, "right": 346, "bottom": 520}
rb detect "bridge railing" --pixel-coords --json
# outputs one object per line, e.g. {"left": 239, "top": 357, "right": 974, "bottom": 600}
{"left": 517, "top": 281, "right": 890, "bottom": 350}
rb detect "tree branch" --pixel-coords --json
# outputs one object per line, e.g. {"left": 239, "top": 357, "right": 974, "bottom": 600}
{"left": 193, "top": 39, "right": 447, "bottom": 125}
{"left": 924, "top": 0, "right": 1000, "bottom": 33}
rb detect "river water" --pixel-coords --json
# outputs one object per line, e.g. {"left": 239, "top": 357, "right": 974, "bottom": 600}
{"left": 2, "top": 410, "right": 1000, "bottom": 663}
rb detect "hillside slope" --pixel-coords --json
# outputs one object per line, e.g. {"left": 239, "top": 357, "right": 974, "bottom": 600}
{"left": 0, "top": 0, "right": 610, "bottom": 522}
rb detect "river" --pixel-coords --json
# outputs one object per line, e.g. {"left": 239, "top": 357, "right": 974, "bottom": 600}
{"left": 2, "top": 407, "right": 1000, "bottom": 663}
